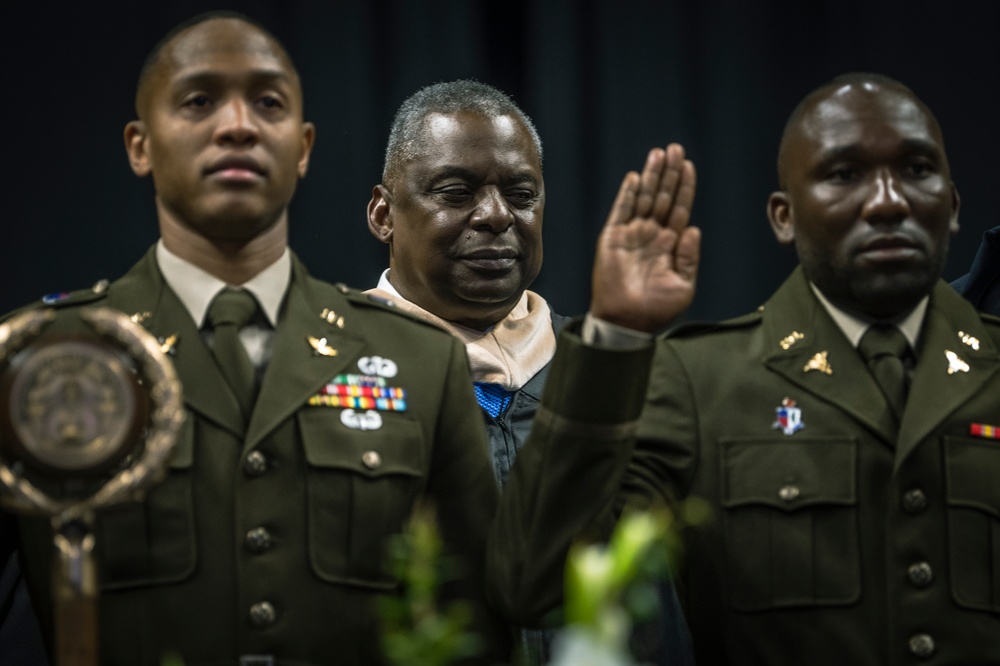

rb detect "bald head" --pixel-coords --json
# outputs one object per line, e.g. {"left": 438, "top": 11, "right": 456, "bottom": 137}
{"left": 766, "top": 72, "right": 959, "bottom": 319}
{"left": 776, "top": 73, "right": 944, "bottom": 189}
{"left": 135, "top": 12, "right": 301, "bottom": 119}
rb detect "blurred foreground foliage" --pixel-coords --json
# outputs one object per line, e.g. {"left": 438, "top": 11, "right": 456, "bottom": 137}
{"left": 551, "top": 498, "right": 711, "bottom": 666}
{"left": 380, "top": 501, "right": 483, "bottom": 666}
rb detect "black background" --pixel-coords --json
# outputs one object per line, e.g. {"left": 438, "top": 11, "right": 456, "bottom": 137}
{"left": 3, "top": 0, "right": 997, "bottom": 321}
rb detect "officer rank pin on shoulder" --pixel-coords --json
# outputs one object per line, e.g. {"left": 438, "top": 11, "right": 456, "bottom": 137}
{"left": 779, "top": 331, "right": 805, "bottom": 350}
{"left": 319, "top": 308, "right": 345, "bottom": 328}
{"left": 957, "top": 331, "right": 980, "bottom": 350}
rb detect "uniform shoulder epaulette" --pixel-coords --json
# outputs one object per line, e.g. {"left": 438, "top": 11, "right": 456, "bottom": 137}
{"left": 3, "top": 280, "right": 111, "bottom": 322}
{"left": 979, "top": 312, "right": 1000, "bottom": 336}
{"left": 665, "top": 309, "right": 763, "bottom": 339}
{"left": 41, "top": 279, "right": 111, "bottom": 308}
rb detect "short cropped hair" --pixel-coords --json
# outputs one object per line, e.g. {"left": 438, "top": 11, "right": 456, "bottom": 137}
{"left": 135, "top": 10, "right": 299, "bottom": 116}
{"left": 382, "top": 80, "right": 543, "bottom": 187}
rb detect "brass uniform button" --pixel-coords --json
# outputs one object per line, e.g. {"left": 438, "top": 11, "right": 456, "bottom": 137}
{"left": 908, "top": 633, "right": 935, "bottom": 659}
{"left": 249, "top": 601, "right": 277, "bottom": 628}
{"left": 244, "top": 451, "right": 268, "bottom": 477}
{"left": 778, "top": 485, "right": 800, "bottom": 502}
{"left": 245, "top": 527, "right": 273, "bottom": 554}
{"left": 362, "top": 450, "right": 382, "bottom": 470}
{"left": 907, "top": 562, "right": 933, "bottom": 587}
{"left": 901, "top": 488, "right": 927, "bottom": 514}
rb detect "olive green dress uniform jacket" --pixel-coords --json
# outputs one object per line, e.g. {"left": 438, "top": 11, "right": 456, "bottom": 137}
{"left": 490, "top": 268, "right": 1000, "bottom": 665}
{"left": 14, "top": 248, "right": 505, "bottom": 665}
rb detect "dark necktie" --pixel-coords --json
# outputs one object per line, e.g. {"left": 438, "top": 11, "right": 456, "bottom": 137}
{"left": 474, "top": 382, "right": 513, "bottom": 419}
{"left": 208, "top": 288, "right": 259, "bottom": 417}
{"left": 858, "top": 324, "right": 909, "bottom": 421}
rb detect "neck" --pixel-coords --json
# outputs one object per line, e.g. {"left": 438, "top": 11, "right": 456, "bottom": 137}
{"left": 159, "top": 213, "right": 288, "bottom": 285}
{"left": 385, "top": 273, "right": 514, "bottom": 332}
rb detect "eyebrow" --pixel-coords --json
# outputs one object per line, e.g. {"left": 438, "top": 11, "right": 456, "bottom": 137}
{"left": 171, "top": 67, "right": 295, "bottom": 90}
{"left": 814, "top": 137, "right": 942, "bottom": 166}
{"left": 429, "top": 166, "right": 540, "bottom": 186}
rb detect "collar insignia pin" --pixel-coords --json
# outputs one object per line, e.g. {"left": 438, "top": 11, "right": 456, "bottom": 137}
{"left": 779, "top": 331, "right": 805, "bottom": 350}
{"left": 308, "top": 336, "right": 338, "bottom": 357}
{"left": 945, "top": 350, "right": 969, "bottom": 375}
{"left": 957, "top": 331, "right": 980, "bottom": 350}
{"left": 803, "top": 351, "right": 832, "bottom": 375}
{"left": 772, "top": 397, "right": 804, "bottom": 436}
{"left": 158, "top": 334, "right": 178, "bottom": 356}
{"left": 131, "top": 311, "right": 152, "bottom": 326}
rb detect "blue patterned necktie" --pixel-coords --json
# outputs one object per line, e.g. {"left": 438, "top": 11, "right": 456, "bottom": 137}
{"left": 474, "top": 382, "right": 513, "bottom": 419}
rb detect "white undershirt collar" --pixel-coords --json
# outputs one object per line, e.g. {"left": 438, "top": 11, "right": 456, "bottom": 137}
{"left": 810, "top": 283, "right": 927, "bottom": 351}
{"left": 155, "top": 240, "right": 290, "bottom": 327}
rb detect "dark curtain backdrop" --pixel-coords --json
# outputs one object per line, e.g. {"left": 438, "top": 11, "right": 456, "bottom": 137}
{"left": 4, "top": 0, "right": 998, "bottom": 321}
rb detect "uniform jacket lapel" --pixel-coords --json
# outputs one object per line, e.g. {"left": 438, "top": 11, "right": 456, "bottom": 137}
{"left": 762, "top": 269, "right": 898, "bottom": 445}
{"left": 108, "top": 248, "right": 247, "bottom": 438}
{"left": 897, "top": 281, "right": 1000, "bottom": 467}
{"left": 244, "top": 257, "right": 364, "bottom": 453}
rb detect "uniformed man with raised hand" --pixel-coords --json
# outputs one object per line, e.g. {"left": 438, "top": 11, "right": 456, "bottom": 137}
{"left": 490, "top": 73, "right": 1000, "bottom": 665}
{"left": 6, "top": 11, "right": 506, "bottom": 665}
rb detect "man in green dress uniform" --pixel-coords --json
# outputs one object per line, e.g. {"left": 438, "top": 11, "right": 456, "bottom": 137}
{"left": 491, "top": 73, "right": 1000, "bottom": 665}
{"left": 6, "top": 12, "right": 506, "bottom": 665}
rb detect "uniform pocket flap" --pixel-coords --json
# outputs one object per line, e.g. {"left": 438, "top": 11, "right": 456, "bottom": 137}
{"left": 945, "top": 436, "right": 1000, "bottom": 519}
{"left": 299, "top": 409, "right": 425, "bottom": 477}
{"left": 721, "top": 438, "right": 857, "bottom": 511}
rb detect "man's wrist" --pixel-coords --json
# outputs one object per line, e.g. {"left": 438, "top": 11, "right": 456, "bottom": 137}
{"left": 582, "top": 313, "right": 654, "bottom": 349}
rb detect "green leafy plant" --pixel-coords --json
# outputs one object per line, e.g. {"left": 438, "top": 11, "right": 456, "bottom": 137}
{"left": 552, "top": 499, "right": 711, "bottom": 666}
{"left": 379, "top": 502, "right": 482, "bottom": 666}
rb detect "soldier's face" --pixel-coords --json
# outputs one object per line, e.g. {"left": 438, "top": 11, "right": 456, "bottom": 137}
{"left": 769, "top": 84, "right": 959, "bottom": 319}
{"left": 127, "top": 19, "right": 314, "bottom": 243}
{"left": 374, "top": 111, "right": 544, "bottom": 330}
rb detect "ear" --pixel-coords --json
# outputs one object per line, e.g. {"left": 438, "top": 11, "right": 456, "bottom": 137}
{"left": 367, "top": 185, "right": 394, "bottom": 245}
{"left": 297, "top": 122, "right": 316, "bottom": 178}
{"left": 767, "top": 191, "right": 795, "bottom": 244}
{"left": 948, "top": 182, "right": 961, "bottom": 234}
{"left": 124, "top": 120, "right": 152, "bottom": 177}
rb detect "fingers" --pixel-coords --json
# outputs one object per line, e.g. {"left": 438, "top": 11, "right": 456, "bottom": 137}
{"left": 650, "top": 144, "right": 685, "bottom": 222}
{"left": 634, "top": 149, "right": 666, "bottom": 219}
{"left": 674, "top": 225, "right": 701, "bottom": 284}
{"left": 665, "top": 159, "right": 696, "bottom": 233}
{"left": 606, "top": 171, "right": 640, "bottom": 227}
{"left": 608, "top": 144, "right": 696, "bottom": 230}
